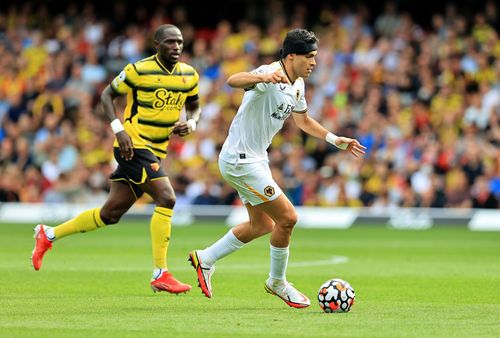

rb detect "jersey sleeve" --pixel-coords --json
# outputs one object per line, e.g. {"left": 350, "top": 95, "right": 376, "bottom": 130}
{"left": 186, "top": 69, "right": 200, "bottom": 98}
{"left": 110, "top": 63, "right": 137, "bottom": 95}
{"left": 294, "top": 80, "right": 307, "bottom": 113}
{"left": 249, "top": 65, "right": 273, "bottom": 92}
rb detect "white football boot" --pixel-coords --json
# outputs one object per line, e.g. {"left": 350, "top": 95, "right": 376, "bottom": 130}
{"left": 265, "top": 278, "right": 310, "bottom": 308}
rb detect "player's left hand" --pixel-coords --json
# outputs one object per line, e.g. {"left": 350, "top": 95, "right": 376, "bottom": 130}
{"left": 172, "top": 121, "right": 194, "bottom": 137}
{"left": 335, "top": 137, "right": 367, "bottom": 157}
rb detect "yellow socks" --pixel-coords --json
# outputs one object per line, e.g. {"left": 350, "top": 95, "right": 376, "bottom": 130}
{"left": 52, "top": 206, "right": 174, "bottom": 271}
{"left": 150, "top": 206, "right": 173, "bottom": 269}
{"left": 54, "top": 208, "right": 106, "bottom": 239}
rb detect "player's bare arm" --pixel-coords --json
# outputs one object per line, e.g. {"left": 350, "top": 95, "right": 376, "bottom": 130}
{"left": 101, "top": 85, "right": 134, "bottom": 161}
{"left": 227, "top": 70, "right": 288, "bottom": 89}
{"left": 292, "top": 111, "right": 366, "bottom": 157}
{"left": 172, "top": 98, "right": 201, "bottom": 137}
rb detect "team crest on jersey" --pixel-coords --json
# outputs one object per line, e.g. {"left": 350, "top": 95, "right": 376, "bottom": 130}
{"left": 112, "top": 70, "right": 126, "bottom": 87}
{"left": 264, "top": 186, "right": 275, "bottom": 197}
{"left": 150, "top": 162, "right": 160, "bottom": 172}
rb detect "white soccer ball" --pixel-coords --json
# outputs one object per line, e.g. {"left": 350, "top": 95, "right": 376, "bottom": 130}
{"left": 317, "top": 278, "right": 355, "bottom": 313}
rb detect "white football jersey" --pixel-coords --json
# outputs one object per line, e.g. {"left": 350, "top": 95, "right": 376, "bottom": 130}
{"left": 219, "top": 61, "right": 307, "bottom": 164}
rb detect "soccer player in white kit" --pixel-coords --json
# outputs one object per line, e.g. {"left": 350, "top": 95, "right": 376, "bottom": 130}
{"left": 189, "top": 29, "right": 366, "bottom": 308}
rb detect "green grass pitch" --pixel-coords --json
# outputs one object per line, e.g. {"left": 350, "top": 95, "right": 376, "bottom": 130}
{"left": 0, "top": 221, "right": 499, "bottom": 337}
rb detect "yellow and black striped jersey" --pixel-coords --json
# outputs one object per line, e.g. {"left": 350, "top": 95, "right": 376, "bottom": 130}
{"left": 111, "top": 54, "right": 199, "bottom": 158}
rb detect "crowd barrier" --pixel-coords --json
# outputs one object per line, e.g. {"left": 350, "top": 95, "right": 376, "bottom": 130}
{"left": 0, "top": 202, "right": 498, "bottom": 231}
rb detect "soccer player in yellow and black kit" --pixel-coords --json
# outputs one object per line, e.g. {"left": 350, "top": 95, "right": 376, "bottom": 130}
{"left": 31, "top": 24, "right": 200, "bottom": 294}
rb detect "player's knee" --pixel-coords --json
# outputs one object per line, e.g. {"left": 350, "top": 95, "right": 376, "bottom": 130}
{"left": 156, "top": 193, "right": 176, "bottom": 209}
{"left": 100, "top": 209, "right": 124, "bottom": 225}
{"left": 278, "top": 212, "right": 298, "bottom": 229}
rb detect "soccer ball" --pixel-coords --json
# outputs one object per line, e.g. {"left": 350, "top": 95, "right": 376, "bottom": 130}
{"left": 318, "top": 278, "right": 355, "bottom": 313}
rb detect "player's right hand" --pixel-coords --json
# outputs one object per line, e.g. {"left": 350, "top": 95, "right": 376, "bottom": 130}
{"left": 335, "top": 137, "right": 366, "bottom": 158}
{"left": 172, "top": 121, "right": 192, "bottom": 137}
{"left": 116, "top": 131, "right": 134, "bottom": 160}
{"left": 264, "top": 70, "right": 288, "bottom": 84}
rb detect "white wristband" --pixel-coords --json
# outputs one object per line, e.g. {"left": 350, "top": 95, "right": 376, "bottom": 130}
{"left": 110, "top": 118, "right": 124, "bottom": 134}
{"left": 187, "top": 119, "right": 197, "bottom": 132}
{"left": 326, "top": 132, "right": 348, "bottom": 150}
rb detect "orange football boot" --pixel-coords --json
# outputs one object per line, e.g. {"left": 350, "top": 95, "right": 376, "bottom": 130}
{"left": 31, "top": 224, "right": 53, "bottom": 271}
{"left": 150, "top": 271, "right": 192, "bottom": 294}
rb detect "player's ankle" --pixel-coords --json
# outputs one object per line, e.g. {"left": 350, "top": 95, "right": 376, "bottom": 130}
{"left": 267, "top": 276, "right": 286, "bottom": 286}
{"left": 152, "top": 267, "right": 167, "bottom": 279}
{"left": 44, "top": 226, "right": 56, "bottom": 242}
{"left": 268, "top": 276, "right": 286, "bottom": 282}
{"left": 197, "top": 250, "right": 214, "bottom": 267}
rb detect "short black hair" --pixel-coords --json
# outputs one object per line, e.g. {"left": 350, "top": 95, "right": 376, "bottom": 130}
{"left": 154, "top": 24, "right": 180, "bottom": 42}
{"left": 281, "top": 29, "right": 318, "bottom": 58}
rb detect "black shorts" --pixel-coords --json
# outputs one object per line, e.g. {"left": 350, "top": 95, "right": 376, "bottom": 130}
{"left": 110, "top": 148, "right": 166, "bottom": 198}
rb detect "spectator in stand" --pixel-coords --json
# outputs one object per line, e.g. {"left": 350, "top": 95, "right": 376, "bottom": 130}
{"left": 0, "top": 1, "right": 498, "bottom": 210}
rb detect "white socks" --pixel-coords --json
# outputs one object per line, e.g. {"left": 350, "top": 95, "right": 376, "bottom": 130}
{"left": 269, "top": 245, "right": 289, "bottom": 282}
{"left": 198, "top": 229, "right": 244, "bottom": 266}
{"left": 152, "top": 268, "right": 166, "bottom": 279}
{"left": 44, "top": 226, "right": 56, "bottom": 242}
{"left": 196, "top": 230, "right": 289, "bottom": 283}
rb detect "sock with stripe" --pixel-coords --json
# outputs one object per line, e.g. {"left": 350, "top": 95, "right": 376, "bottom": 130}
{"left": 150, "top": 206, "right": 173, "bottom": 269}
{"left": 53, "top": 208, "right": 106, "bottom": 240}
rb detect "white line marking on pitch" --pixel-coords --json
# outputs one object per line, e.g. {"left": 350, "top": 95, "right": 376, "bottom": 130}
{"left": 18, "top": 256, "right": 349, "bottom": 272}
{"left": 185, "top": 255, "right": 350, "bottom": 271}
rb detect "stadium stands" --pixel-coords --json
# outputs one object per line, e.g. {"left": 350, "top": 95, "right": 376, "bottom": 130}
{"left": 0, "top": 1, "right": 498, "bottom": 209}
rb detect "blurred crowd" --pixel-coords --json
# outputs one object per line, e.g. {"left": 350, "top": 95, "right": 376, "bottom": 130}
{"left": 0, "top": 1, "right": 499, "bottom": 209}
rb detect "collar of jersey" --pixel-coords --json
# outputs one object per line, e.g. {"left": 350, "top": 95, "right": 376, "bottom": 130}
{"left": 155, "top": 54, "right": 178, "bottom": 74}
{"left": 278, "top": 60, "right": 294, "bottom": 85}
